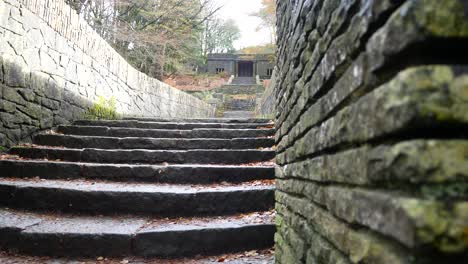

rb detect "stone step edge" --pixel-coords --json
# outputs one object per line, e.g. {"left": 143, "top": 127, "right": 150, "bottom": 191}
{"left": 56, "top": 126, "right": 275, "bottom": 138}
{"left": 58, "top": 126, "right": 276, "bottom": 132}
{"left": 0, "top": 208, "right": 275, "bottom": 257}
{"left": 0, "top": 159, "right": 275, "bottom": 183}
{"left": 0, "top": 178, "right": 275, "bottom": 216}
{"left": 9, "top": 147, "right": 276, "bottom": 165}
{"left": 122, "top": 117, "right": 273, "bottom": 123}
{"left": 33, "top": 134, "right": 275, "bottom": 150}
{"left": 36, "top": 133, "right": 274, "bottom": 140}
{"left": 73, "top": 120, "right": 273, "bottom": 128}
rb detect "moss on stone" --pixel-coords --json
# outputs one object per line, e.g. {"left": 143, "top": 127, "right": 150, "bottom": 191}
{"left": 414, "top": 0, "right": 468, "bottom": 36}
{"left": 401, "top": 200, "right": 468, "bottom": 253}
{"left": 84, "top": 96, "right": 120, "bottom": 120}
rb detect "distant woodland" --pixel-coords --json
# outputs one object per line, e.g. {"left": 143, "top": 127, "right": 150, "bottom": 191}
{"left": 66, "top": 0, "right": 275, "bottom": 78}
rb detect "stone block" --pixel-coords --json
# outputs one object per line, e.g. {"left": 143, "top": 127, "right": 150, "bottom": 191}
{"left": 44, "top": 78, "right": 62, "bottom": 100}
{"left": 278, "top": 140, "right": 468, "bottom": 186}
{"left": 18, "top": 88, "right": 35, "bottom": 102}
{"left": 0, "top": 99, "right": 16, "bottom": 113}
{"left": 2, "top": 86, "right": 26, "bottom": 106}
{"left": 3, "top": 57, "right": 27, "bottom": 88}
{"left": 278, "top": 179, "right": 468, "bottom": 253}
{"left": 276, "top": 193, "right": 409, "bottom": 264}
{"left": 277, "top": 0, "right": 468, "bottom": 146}
{"left": 39, "top": 97, "right": 60, "bottom": 110}
{"left": 278, "top": 66, "right": 468, "bottom": 162}
{"left": 0, "top": 112, "right": 20, "bottom": 129}
{"left": 17, "top": 102, "right": 43, "bottom": 120}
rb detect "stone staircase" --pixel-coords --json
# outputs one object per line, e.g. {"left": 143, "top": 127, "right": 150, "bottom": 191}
{"left": 0, "top": 118, "right": 276, "bottom": 259}
{"left": 231, "top": 77, "right": 256, "bottom": 85}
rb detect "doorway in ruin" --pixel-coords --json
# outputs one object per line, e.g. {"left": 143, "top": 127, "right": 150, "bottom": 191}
{"left": 238, "top": 61, "right": 254, "bottom": 77}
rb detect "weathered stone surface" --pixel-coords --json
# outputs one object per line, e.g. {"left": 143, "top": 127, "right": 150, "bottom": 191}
{"left": 73, "top": 120, "right": 270, "bottom": 130}
{"left": 276, "top": 192, "right": 410, "bottom": 264}
{"left": 0, "top": 209, "right": 274, "bottom": 257}
{"left": 0, "top": 159, "right": 274, "bottom": 183}
{"left": 275, "top": 0, "right": 468, "bottom": 262}
{"left": 276, "top": 196, "right": 468, "bottom": 264}
{"left": 135, "top": 224, "right": 274, "bottom": 257}
{"left": 277, "top": 66, "right": 468, "bottom": 163}
{"left": 0, "top": 178, "right": 274, "bottom": 216}
{"left": 256, "top": 70, "right": 276, "bottom": 118}
{"left": 122, "top": 117, "right": 272, "bottom": 123}
{"left": 277, "top": 0, "right": 468, "bottom": 145}
{"left": 57, "top": 125, "right": 275, "bottom": 139}
{"left": 34, "top": 134, "right": 275, "bottom": 150}
{"left": 3, "top": 59, "right": 27, "bottom": 88}
{"left": 276, "top": 0, "right": 405, "bottom": 138}
{"left": 279, "top": 179, "right": 468, "bottom": 253}
{"left": 277, "top": 140, "right": 468, "bottom": 185}
{"left": 276, "top": 209, "right": 352, "bottom": 264}
{"left": 10, "top": 146, "right": 276, "bottom": 165}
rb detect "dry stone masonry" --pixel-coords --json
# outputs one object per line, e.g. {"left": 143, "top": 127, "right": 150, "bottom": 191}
{"left": 0, "top": 0, "right": 214, "bottom": 148}
{"left": 274, "top": 0, "right": 468, "bottom": 263}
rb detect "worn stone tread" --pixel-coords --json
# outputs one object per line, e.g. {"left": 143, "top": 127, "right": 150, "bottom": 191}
{"left": 123, "top": 117, "right": 272, "bottom": 123}
{"left": 57, "top": 126, "right": 275, "bottom": 139}
{"left": 0, "top": 159, "right": 275, "bottom": 183}
{"left": 0, "top": 208, "right": 275, "bottom": 257}
{"left": 9, "top": 147, "right": 275, "bottom": 165}
{"left": 0, "top": 249, "right": 275, "bottom": 263}
{"left": 33, "top": 134, "right": 275, "bottom": 150}
{"left": 0, "top": 178, "right": 275, "bottom": 215}
{"left": 73, "top": 120, "right": 272, "bottom": 130}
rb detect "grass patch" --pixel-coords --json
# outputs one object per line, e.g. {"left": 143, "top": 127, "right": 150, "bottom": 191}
{"left": 0, "top": 146, "right": 7, "bottom": 153}
{"left": 84, "top": 96, "right": 120, "bottom": 120}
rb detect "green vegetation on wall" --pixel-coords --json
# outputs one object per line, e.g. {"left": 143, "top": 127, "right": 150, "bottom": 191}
{"left": 84, "top": 96, "right": 119, "bottom": 120}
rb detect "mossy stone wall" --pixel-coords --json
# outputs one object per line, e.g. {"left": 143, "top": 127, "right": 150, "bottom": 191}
{"left": 274, "top": 0, "right": 468, "bottom": 263}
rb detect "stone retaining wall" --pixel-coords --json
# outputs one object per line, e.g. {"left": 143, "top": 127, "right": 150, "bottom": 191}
{"left": 274, "top": 0, "right": 468, "bottom": 263}
{"left": 255, "top": 69, "right": 276, "bottom": 118}
{"left": 0, "top": 0, "right": 214, "bottom": 148}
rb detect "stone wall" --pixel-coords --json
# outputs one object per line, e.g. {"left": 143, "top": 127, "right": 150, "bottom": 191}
{"left": 0, "top": 0, "right": 214, "bottom": 148}
{"left": 274, "top": 0, "right": 468, "bottom": 263}
{"left": 255, "top": 69, "right": 276, "bottom": 118}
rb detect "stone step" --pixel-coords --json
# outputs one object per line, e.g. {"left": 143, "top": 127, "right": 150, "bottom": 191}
{"left": 0, "top": 159, "right": 274, "bottom": 184}
{"left": 223, "top": 111, "right": 255, "bottom": 118}
{"left": 73, "top": 120, "right": 273, "bottom": 130}
{"left": 0, "top": 178, "right": 275, "bottom": 216}
{"left": 34, "top": 134, "right": 275, "bottom": 150}
{"left": 57, "top": 126, "right": 275, "bottom": 139}
{"left": 10, "top": 147, "right": 275, "bottom": 165}
{"left": 123, "top": 117, "right": 272, "bottom": 123}
{"left": 0, "top": 208, "right": 275, "bottom": 257}
{"left": 0, "top": 248, "right": 275, "bottom": 263}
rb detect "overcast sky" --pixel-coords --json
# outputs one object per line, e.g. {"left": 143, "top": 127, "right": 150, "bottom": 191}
{"left": 214, "top": 0, "right": 272, "bottom": 49}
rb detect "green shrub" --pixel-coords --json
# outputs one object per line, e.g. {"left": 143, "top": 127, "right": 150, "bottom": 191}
{"left": 0, "top": 146, "right": 7, "bottom": 153}
{"left": 84, "top": 96, "right": 120, "bottom": 120}
{"left": 215, "top": 104, "right": 225, "bottom": 117}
